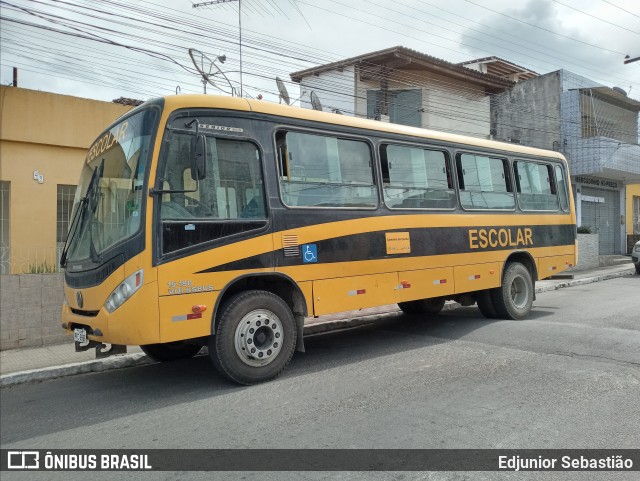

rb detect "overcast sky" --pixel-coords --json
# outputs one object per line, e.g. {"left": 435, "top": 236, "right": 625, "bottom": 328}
{"left": 1, "top": 0, "right": 639, "bottom": 104}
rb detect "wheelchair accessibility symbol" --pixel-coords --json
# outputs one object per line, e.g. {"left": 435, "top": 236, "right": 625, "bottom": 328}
{"left": 302, "top": 244, "right": 318, "bottom": 263}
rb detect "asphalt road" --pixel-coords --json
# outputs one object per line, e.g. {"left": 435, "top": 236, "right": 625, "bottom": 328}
{"left": 1, "top": 276, "right": 639, "bottom": 481}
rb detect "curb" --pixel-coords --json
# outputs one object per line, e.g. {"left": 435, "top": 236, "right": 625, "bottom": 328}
{"left": 1, "top": 267, "right": 635, "bottom": 387}
{"left": 0, "top": 353, "right": 152, "bottom": 388}
{"left": 534, "top": 268, "right": 635, "bottom": 293}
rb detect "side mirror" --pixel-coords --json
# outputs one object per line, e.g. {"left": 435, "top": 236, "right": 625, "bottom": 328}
{"left": 191, "top": 134, "right": 207, "bottom": 180}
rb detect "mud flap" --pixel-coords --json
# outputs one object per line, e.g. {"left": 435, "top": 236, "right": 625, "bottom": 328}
{"left": 75, "top": 340, "right": 127, "bottom": 359}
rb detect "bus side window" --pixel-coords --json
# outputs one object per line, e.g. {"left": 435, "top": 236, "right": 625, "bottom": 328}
{"left": 381, "top": 143, "right": 455, "bottom": 209}
{"left": 278, "top": 130, "right": 377, "bottom": 208}
{"left": 554, "top": 164, "right": 569, "bottom": 211}
{"left": 276, "top": 132, "right": 289, "bottom": 179}
{"left": 457, "top": 153, "right": 515, "bottom": 210}
{"left": 514, "top": 160, "right": 559, "bottom": 211}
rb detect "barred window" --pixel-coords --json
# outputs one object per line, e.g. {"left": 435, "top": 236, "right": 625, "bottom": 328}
{"left": 57, "top": 184, "right": 77, "bottom": 243}
{"left": 0, "top": 181, "right": 9, "bottom": 274}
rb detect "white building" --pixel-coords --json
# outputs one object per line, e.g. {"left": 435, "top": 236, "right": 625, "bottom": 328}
{"left": 290, "top": 46, "right": 520, "bottom": 139}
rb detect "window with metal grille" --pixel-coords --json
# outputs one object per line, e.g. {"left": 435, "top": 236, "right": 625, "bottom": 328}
{"left": 57, "top": 185, "right": 76, "bottom": 243}
{"left": 0, "top": 181, "right": 9, "bottom": 274}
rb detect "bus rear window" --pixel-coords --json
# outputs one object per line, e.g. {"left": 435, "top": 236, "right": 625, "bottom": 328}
{"left": 277, "top": 131, "right": 377, "bottom": 208}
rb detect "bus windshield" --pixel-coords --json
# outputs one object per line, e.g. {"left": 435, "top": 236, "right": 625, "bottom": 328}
{"left": 63, "top": 108, "right": 158, "bottom": 267}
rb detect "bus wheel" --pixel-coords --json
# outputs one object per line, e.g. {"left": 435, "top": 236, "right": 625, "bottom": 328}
{"left": 491, "top": 262, "right": 534, "bottom": 320}
{"left": 140, "top": 341, "right": 202, "bottom": 362}
{"left": 476, "top": 290, "right": 499, "bottom": 319}
{"left": 209, "top": 290, "right": 297, "bottom": 385}
{"left": 398, "top": 297, "right": 445, "bottom": 315}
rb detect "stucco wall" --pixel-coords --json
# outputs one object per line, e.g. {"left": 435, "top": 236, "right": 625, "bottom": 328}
{"left": 491, "top": 71, "right": 561, "bottom": 150}
{"left": 626, "top": 183, "right": 640, "bottom": 235}
{"left": 0, "top": 87, "right": 132, "bottom": 273}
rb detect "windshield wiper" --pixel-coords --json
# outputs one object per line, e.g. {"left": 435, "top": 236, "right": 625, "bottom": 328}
{"left": 59, "top": 196, "right": 86, "bottom": 268}
{"left": 60, "top": 160, "right": 104, "bottom": 267}
{"left": 86, "top": 160, "right": 105, "bottom": 264}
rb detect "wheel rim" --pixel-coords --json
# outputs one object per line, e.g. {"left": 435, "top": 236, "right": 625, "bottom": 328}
{"left": 234, "top": 309, "right": 283, "bottom": 367}
{"left": 510, "top": 275, "right": 529, "bottom": 309}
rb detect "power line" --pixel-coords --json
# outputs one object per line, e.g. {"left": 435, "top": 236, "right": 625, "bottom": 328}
{"left": 1, "top": 0, "right": 637, "bottom": 143}
{"left": 600, "top": 0, "right": 640, "bottom": 21}
{"left": 461, "top": 0, "right": 628, "bottom": 56}
{"left": 551, "top": 0, "right": 640, "bottom": 35}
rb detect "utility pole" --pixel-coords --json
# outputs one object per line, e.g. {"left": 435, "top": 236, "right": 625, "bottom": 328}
{"left": 193, "top": 0, "right": 242, "bottom": 97}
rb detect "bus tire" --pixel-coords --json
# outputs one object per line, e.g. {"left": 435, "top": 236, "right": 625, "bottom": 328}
{"left": 209, "top": 290, "right": 297, "bottom": 385}
{"left": 398, "top": 297, "right": 445, "bottom": 315}
{"left": 140, "top": 341, "right": 202, "bottom": 362}
{"left": 476, "top": 290, "right": 499, "bottom": 319}
{"left": 490, "top": 262, "right": 534, "bottom": 320}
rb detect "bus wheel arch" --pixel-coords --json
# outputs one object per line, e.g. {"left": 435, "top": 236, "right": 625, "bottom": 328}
{"left": 502, "top": 251, "right": 538, "bottom": 284}
{"left": 491, "top": 257, "right": 535, "bottom": 320}
{"left": 212, "top": 273, "right": 307, "bottom": 353}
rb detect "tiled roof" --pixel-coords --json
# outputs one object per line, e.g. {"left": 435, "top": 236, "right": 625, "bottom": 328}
{"left": 290, "top": 46, "right": 515, "bottom": 91}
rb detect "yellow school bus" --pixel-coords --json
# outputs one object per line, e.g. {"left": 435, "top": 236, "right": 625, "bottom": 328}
{"left": 60, "top": 95, "right": 576, "bottom": 384}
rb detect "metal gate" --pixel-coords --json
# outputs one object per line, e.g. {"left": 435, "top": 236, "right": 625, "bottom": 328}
{"left": 581, "top": 186, "right": 620, "bottom": 254}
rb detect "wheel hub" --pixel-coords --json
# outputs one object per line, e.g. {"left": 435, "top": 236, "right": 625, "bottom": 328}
{"left": 510, "top": 276, "right": 528, "bottom": 309}
{"left": 234, "top": 309, "right": 283, "bottom": 367}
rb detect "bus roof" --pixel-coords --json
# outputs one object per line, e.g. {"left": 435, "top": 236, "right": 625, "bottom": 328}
{"left": 161, "top": 94, "right": 565, "bottom": 161}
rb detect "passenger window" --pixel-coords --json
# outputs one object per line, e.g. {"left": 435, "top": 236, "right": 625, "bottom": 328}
{"left": 456, "top": 153, "right": 514, "bottom": 210}
{"left": 514, "top": 160, "right": 559, "bottom": 211}
{"left": 277, "top": 131, "right": 377, "bottom": 208}
{"left": 159, "top": 132, "right": 266, "bottom": 220}
{"left": 381, "top": 144, "right": 455, "bottom": 209}
{"left": 554, "top": 164, "right": 569, "bottom": 211}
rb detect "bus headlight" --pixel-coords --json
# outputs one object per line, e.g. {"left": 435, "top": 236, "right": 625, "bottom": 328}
{"left": 105, "top": 270, "right": 144, "bottom": 313}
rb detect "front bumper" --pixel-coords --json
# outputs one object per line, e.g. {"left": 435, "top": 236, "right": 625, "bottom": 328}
{"left": 61, "top": 282, "right": 160, "bottom": 346}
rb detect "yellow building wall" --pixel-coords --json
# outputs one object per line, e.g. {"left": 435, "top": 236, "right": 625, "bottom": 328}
{"left": 627, "top": 183, "right": 640, "bottom": 235}
{"left": 0, "top": 87, "right": 132, "bottom": 273}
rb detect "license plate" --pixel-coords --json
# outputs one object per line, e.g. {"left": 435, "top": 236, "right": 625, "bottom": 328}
{"left": 74, "top": 328, "right": 87, "bottom": 343}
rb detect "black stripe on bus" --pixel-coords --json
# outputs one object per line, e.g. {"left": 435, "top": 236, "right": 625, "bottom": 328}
{"left": 196, "top": 224, "right": 575, "bottom": 274}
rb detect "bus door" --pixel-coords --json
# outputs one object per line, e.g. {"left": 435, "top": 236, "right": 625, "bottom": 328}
{"left": 153, "top": 117, "right": 271, "bottom": 342}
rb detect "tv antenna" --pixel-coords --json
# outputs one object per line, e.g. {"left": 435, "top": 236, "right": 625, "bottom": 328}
{"left": 189, "top": 48, "right": 236, "bottom": 96}
{"left": 276, "top": 77, "right": 290, "bottom": 105}
{"left": 310, "top": 91, "right": 323, "bottom": 111}
{"left": 193, "top": 0, "right": 243, "bottom": 97}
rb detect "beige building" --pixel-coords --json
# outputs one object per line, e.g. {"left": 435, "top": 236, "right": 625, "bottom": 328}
{"left": 0, "top": 86, "right": 131, "bottom": 273}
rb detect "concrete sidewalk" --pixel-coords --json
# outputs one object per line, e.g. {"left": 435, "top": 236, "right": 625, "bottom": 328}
{"left": 1, "top": 262, "right": 635, "bottom": 387}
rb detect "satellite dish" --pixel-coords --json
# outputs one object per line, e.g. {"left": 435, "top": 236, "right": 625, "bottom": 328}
{"left": 276, "top": 77, "right": 290, "bottom": 105}
{"left": 310, "top": 91, "right": 323, "bottom": 111}
{"left": 189, "top": 48, "right": 235, "bottom": 96}
{"left": 612, "top": 86, "right": 627, "bottom": 97}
